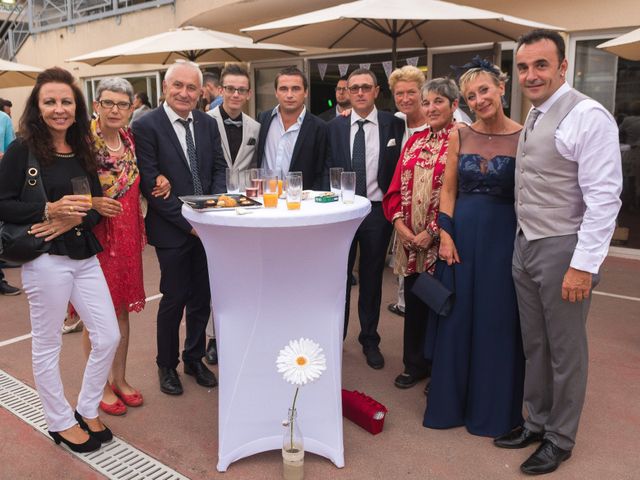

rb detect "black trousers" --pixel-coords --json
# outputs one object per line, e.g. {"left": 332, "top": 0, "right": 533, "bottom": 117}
{"left": 403, "top": 274, "right": 431, "bottom": 377}
{"left": 154, "top": 236, "right": 211, "bottom": 369}
{"left": 344, "top": 203, "right": 393, "bottom": 349}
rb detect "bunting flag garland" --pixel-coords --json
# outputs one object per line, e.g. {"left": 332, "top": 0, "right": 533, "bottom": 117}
{"left": 318, "top": 63, "right": 328, "bottom": 81}
{"left": 315, "top": 58, "right": 427, "bottom": 80}
{"left": 382, "top": 61, "right": 393, "bottom": 79}
{"left": 406, "top": 56, "right": 419, "bottom": 67}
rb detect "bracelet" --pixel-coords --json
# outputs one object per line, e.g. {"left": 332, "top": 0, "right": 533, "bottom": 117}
{"left": 43, "top": 202, "right": 50, "bottom": 222}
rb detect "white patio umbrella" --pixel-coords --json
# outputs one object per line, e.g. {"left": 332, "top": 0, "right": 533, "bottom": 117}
{"left": 242, "top": 0, "right": 562, "bottom": 67}
{"left": 597, "top": 27, "right": 640, "bottom": 61}
{"left": 67, "top": 26, "right": 303, "bottom": 66}
{"left": 0, "top": 58, "right": 42, "bottom": 88}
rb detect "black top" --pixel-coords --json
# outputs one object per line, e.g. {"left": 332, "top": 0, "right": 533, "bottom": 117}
{"left": 219, "top": 105, "right": 243, "bottom": 164}
{"left": 0, "top": 140, "right": 103, "bottom": 259}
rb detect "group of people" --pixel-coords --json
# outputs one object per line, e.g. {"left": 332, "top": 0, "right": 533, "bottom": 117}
{"left": 0, "top": 28, "right": 623, "bottom": 476}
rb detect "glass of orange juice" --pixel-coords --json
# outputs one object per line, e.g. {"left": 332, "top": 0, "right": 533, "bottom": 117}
{"left": 286, "top": 172, "right": 303, "bottom": 210}
{"left": 71, "top": 176, "right": 92, "bottom": 207}
{"left": 262, "top": 174, "right": 279, "bottom": 208}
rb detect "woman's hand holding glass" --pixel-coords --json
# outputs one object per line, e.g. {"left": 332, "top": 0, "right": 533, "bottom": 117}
{"left": 438, "top": 230, "right": 460, "bottom": 265}
{"left": 30, "top": 195, "right": 91, "bottom": 241}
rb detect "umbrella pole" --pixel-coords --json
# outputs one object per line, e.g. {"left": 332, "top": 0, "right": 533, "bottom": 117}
{"left": 391, "top": 19, "right": 398, "bottom": 69}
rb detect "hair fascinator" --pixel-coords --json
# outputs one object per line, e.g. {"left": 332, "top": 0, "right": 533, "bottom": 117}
{"left": 450, "top": 55, "right": 500, "bottom": 79}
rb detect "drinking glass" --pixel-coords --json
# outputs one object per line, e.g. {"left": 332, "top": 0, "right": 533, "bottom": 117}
{"left": 330, "top": 167, "right": 344, "bottom": 195}
{"left": 341, "top": 171, "right": 356, "bottom": 204}
{"left": 249, "top": 168, "right": 265, "bottom": 196}
{"left": 71, "top": 176, "right": 92, "bottom": 200}
{"left": 262, "top": 174, "right": 279, "bottom": 208}
{"left": 226, "top": 168, "right": 240, "bottom": 194}
{"left": 286, "top": 172, "right": 303, "bottom": 210}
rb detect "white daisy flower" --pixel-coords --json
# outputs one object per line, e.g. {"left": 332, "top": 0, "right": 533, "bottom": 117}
{"left": 276, "top": 338, "right": 327, "bottom": 385}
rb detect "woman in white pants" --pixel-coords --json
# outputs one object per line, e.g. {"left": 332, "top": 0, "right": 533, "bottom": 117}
{"left": 0, "top": 67, "right": 120, "bottom": 453}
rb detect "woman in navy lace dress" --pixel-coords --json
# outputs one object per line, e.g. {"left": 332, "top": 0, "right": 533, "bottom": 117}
{"left": 423, "top": 59, "right": 525, "bottom": 437}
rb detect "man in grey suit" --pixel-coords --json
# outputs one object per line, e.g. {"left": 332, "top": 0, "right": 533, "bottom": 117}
{"left": 204, "top": 64, "right": 259, "bottom": 365}
{"left": 494, "top": 30, "right": 622, "bottom": 476}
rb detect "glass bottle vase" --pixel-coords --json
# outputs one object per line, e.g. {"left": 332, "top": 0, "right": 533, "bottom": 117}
{"left": 282, "top": 407, "right": 304, "bottom": 480}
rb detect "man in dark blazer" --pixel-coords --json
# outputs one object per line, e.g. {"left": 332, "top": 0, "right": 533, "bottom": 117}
{"left": 256, "top": 66, "right": 326, "bottom": 190}
{"left": 326, "top": 68, "right": 404, "bottom": 369}
{"left": 318, "top": 77, "right": 351, "bottom": 122}
{"left": 133, "top": 60, "right": 226, "bottom": 396}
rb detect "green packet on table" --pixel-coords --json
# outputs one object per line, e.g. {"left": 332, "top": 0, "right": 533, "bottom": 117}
{"left": 314, "top": 192, "right": 339, "bottom": 203}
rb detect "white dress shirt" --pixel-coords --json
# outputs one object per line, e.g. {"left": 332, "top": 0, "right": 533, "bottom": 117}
{"left": 264, "top": 105, "right": 306, "bottom": 175}
{"left": 350, "top": 107, "right": 382, "bottom": 201}
{"left": 528, "top": 82, "right": 622, "bottom": 273}
{"left": 395, "top": 111, "right": 429, "bottom": 149}
{"left": 163, "top": 102, "right": 196, "bottom": 171}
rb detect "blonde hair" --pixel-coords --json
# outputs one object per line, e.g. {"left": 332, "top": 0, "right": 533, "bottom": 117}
{"left": 388, "top": 65, "right": 425, "bottom": 92}
{"left": 458, "top": 65, "right": 508, "bottom": 95}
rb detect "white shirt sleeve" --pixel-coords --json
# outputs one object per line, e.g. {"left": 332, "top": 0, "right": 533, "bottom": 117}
{"left": 555, "top": 100, "right": 623, "bottom": 273}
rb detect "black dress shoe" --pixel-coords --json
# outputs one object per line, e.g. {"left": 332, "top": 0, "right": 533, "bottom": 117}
{"left": 363, "top": 347, "right": 384, "bottom": 369}
{"left": 158, "top": 366, "right": 183, "bottom": 395}
{"left": 184, "top": 360, "right": 218, "bottom": 388}
{"left": 387, "top": 303, "right": 405, "bottom": 317}
{"left": 494, "top": 425, "right": 544, "bottom": 449}
{"left": 74, "top": 411, "right": 113, "bottom": 443}
{"left": 49, "top": 430, "right": 101, "bottom": 453}
{"left": 521, "top": 440, "right": 572, "bottom": 475}
{"left": 205, "top": 338, "right": 218, "bottom": 365}
{"left": 394, "top": 372, "right": 427, "bottom": 389}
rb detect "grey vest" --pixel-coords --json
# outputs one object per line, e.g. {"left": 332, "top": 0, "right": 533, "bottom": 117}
{"left": 515, "top": 89, "right": 589, "bottom": 240}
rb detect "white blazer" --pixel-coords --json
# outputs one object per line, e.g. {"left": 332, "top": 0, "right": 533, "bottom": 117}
{"left": 208, "top": 106, "right": 260, "bottom": 172}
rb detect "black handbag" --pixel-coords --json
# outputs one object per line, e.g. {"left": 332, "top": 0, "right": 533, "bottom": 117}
{"left": 411, "top": 263, "right": 455, "bottom": 316}
{"left": 0, "top": 151, "right": 51, "bottom": 264}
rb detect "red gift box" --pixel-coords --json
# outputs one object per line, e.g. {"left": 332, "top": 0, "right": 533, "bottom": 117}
{"left": 341, "top": 389, "right": 388, "bottom": 435}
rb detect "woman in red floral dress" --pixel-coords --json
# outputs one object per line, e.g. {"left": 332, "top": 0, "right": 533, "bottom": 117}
{"left": 383, "top": 77, "right": 460, "bottom": 390}
{"left": 85, "top": 78, "right": 170, "bottom": 415}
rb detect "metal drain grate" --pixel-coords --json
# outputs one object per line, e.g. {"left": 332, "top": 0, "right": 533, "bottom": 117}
{"left": 0, "top": 369, "right": 191, "bottom": 480}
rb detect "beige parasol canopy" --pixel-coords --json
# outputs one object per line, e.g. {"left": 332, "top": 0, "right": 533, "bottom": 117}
{"left": 597, "top": 27, "right": 640, "bottom": 61}
{"left": 242, "top": 0, "right": 563, "bottom": 67}
{"left": 67, "top": 26, "right": 303, "bottom": 66}
{"left": 0, "top": 58, "right": 42, "bottom": 88}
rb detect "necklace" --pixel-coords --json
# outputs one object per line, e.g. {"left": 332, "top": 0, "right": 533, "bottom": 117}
{"left": 104, "top": 134, "right": 122, "bottom": 152}
{"left": 54, "top": 151, "right": 75, "bottom": 158}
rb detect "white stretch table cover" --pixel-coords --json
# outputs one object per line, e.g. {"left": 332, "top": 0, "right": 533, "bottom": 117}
{"left": 182, "top": 196, "right": 371, "bottom": 472}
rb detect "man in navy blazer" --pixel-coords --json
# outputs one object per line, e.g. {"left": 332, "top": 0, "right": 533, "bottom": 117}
{"left": 134, "top": 60, "right": 226, "bottom": 396}
{"left": 326, "top": 68, "right": 404, "bottom": 369}
{"left": 256, "top": 66, "right": 326, "bottom": 190}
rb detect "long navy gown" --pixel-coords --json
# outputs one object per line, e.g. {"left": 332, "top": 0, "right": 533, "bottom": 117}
{"left": 423, "top": 126, "right": 525, "bottom": 437}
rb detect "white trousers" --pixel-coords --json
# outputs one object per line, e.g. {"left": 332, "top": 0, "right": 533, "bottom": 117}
{"left": 21, "top": 254, "right": 120, "bottom": 432}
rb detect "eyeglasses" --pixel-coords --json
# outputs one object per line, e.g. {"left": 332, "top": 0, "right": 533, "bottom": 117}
{"left": 98, "top": 99, "right": 132, "bottom": 110}
{"left": 348, "top": 84, "right": 374, "bottom": 94}
{"left": 335, "top": 87, "right": 348, "bottom": 93}
{"left": 222, "top": 85, "right": 250, "bottom": 95}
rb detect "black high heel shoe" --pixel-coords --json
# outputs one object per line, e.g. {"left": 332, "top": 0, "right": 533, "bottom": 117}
{"left": 48, "top": 430, "right": 101, "bottom": 453}
{"left": 74, "top": 410, "right": 113, "bottom": 443}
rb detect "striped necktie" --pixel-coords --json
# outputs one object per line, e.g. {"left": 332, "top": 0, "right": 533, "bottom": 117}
{"left": 177, "top": 118, "right": 203, "bottom": 195}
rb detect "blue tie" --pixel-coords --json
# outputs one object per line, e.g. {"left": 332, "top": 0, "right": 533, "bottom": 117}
{"left": 352, "top": 119, "right": 368, "bottom": 197}
{"left": 177, "top": 118, "right": 203, "bottom": 195}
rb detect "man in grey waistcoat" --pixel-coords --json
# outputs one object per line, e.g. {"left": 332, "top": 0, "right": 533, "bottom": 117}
{"left": 493, "top": 30, "right": 622, "bottom": 475}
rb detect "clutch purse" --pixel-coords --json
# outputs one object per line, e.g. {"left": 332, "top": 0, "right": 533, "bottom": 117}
{"left": 411, "top": 266, "right": 455, "bottom": 316}
{"left": 0, "top": 151, "right": 50, "bottom": 264}
{"left": 341, "top": 389, "right": 388, "bottom": 435}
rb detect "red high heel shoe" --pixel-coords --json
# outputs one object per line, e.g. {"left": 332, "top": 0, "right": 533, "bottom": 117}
{"left": 111, "top": 384, "right": 144, "bottom": 407}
